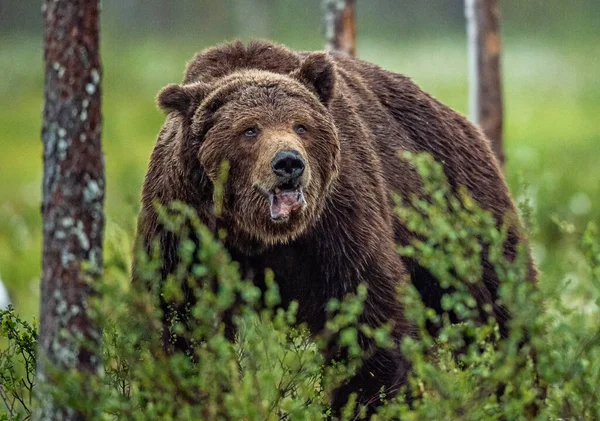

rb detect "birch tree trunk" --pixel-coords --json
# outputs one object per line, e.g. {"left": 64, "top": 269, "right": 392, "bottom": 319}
{"left": 466, "top": 0, "right": 504, "bottom": 165}
{"left": 35, "top": 1, "right": 104, "bottom": 419}
{"left": 323, "top": 0, "right": 356, "bottom": 56}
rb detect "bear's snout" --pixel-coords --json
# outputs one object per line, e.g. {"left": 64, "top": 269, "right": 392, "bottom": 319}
{"left": 271, "top": 150, "right": 305, "bottom": 184}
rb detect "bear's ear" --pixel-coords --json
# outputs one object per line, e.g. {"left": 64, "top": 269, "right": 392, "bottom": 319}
{"left": 293, "top": 53, "right": 336, "bottom": 106}
{"left": 156, "top": 82, "right": 208, "bottom": 115}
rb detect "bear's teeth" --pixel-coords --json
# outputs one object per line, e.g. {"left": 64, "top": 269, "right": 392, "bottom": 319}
{"left": 274, "top": 187, "right": 281, "bottom": 194}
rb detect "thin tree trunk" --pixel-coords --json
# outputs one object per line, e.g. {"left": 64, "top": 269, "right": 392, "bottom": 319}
{"left": 466, "top": 0, "right": 504, "bottom": 165}
{"left": 323, "top": 0, "right": 356, "bottom": 56}
{"left": 35, "top": 1, "right": 104, "bottom": 420}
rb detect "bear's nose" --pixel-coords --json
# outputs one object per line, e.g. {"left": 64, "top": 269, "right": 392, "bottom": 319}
{"left": 271, "top": 150, "right": 305, "bottom": 181}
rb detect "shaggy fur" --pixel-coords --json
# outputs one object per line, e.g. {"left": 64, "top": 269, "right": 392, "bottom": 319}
{"left": 136, "top": 40, "right": 535, "bottom": 414}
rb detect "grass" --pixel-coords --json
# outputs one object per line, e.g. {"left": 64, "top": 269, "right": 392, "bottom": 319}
{"left": 0, "top": 34, "right": 598, "bottom": 319}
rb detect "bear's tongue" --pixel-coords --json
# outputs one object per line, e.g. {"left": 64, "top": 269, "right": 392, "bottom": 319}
{"left": 269, "top": 189, "right": 305, "bottom": 220}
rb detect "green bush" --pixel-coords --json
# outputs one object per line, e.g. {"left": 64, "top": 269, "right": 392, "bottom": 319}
{"left": 1, "top": 153, "right": 599, "bottom": 420}
{"left": 0, "top": 308, "right": 36, "bottom": 420}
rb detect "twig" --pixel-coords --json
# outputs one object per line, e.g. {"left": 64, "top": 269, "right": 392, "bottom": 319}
{"left": 0, "top": 384, "right": 15, "bottom": 417}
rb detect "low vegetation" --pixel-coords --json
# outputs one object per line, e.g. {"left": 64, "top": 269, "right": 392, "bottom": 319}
{"left": 2, "top": 154, "right": 599, "bottom": 420}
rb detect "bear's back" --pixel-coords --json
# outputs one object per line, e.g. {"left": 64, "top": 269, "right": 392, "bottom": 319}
{"left": 184, "top": 40, "right": 302, "bottom": 84}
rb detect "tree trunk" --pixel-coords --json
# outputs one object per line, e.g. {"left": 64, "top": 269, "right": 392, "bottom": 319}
{"left": 465, "top": 0, "right": 504, "bottom": 165}
{"left": 35, "top": 1, "right": 104, "bottom": 420}
{"left": 323, "top": 0, "right": 356, "bottom": 56}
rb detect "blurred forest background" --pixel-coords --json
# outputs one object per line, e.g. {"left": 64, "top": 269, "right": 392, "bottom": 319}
{"left": 0, "top": 0, "right": 598, "bottom": 318}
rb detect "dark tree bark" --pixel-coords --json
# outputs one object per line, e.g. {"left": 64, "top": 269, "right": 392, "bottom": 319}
{"left": 466, "top": 0, "right": 504, "bottom": 165}
{"left": 35, "top": 1, "right": 104, "bottom": 420}
{"left": 323, "top": 0, "right": 356, "bottom": 56}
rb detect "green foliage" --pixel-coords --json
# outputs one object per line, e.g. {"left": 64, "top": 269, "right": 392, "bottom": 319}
{"left": 1, "top": 153, "right": 599, "bottom": 420}
{"left": 381, "top": 153, "right": 599, "bottom": 420}
{"left": 0, "top": 307, "right": 37, "bottom": 420}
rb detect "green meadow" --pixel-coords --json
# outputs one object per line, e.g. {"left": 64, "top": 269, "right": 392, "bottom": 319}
{"left": 0, "top": 35, "right": 598, "bottom": 318}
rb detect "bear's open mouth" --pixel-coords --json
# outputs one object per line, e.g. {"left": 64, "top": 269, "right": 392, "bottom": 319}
{"left": 268, "top": 184, "right": 306, "bottom": 222}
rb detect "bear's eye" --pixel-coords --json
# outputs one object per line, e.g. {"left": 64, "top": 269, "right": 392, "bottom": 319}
{"left": 244, "top": 127, "right": 259, "bottom": 138}
{"left": 294, "top": 125, "right": 307, "bottom": 135}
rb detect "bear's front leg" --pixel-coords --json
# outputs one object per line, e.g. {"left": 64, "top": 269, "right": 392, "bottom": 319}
{"left": 330, "top": 342, "right": 411, "bottom": 418}
{"left": 327, "top": 285, "right": 414, "bottom": 418}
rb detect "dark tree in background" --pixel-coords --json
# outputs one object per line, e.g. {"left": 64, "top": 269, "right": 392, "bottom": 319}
{"left": 323, "top": 0, "right": 356, "bottom": 56}
{"left": 466, "top": 0, "right": 504, "bottom": 165}
{"left": 35, "top": 1, "right": 104, "bottom": 420}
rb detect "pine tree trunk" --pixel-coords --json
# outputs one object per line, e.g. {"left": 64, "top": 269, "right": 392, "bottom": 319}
{"left": 466, "top": 0, "right": 504, "bottom": 165}
{"left": 323, "top": 0, "right": 356, "bottom": 56}
{"left": 35, "top": 1, "right": 104, "bottom": 420}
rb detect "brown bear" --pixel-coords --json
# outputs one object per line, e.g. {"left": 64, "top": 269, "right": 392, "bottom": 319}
{"left": 136, "top": 40, "right": 534, "bottom": 415}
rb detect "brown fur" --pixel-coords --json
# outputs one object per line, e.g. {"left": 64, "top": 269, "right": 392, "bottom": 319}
{"left": 135, "top": 40, "right": 535, "bottom": 415}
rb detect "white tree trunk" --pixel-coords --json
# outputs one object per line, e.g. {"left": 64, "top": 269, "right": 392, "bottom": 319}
{"left": 323, "top": 0, "right": 356, "bottom": 56}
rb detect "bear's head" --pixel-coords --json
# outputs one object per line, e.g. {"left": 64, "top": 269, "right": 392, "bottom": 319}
{"left": 157, "top": 52, "right": 341, "bottom": 247}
